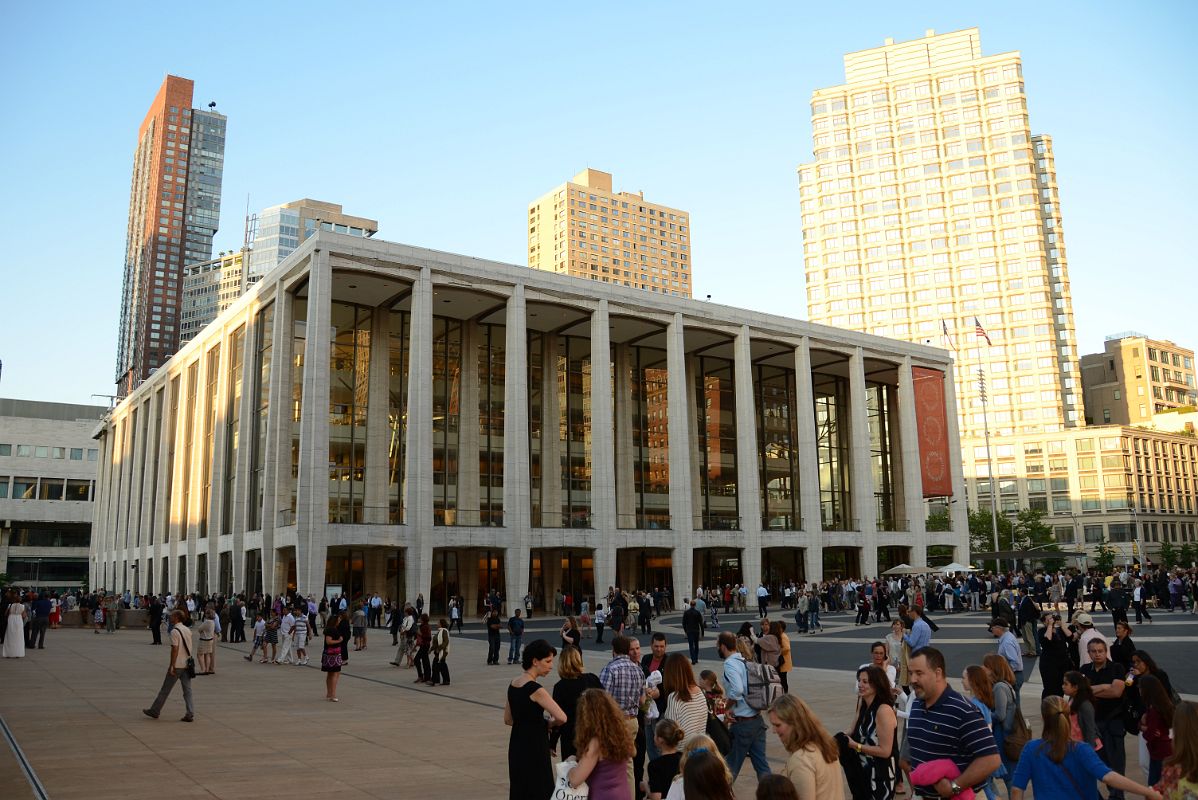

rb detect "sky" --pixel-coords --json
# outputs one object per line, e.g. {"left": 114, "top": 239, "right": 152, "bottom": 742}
{"left": 0, "top": 1, "right": 1195, "bottom": 406}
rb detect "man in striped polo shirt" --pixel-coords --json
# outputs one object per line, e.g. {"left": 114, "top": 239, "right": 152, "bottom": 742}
{"left": 901, "top": 647, "right": 1001, "bottom": 798}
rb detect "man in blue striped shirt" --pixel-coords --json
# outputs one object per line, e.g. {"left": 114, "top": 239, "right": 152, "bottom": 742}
{"left": 901, "top": 647, "right": 1001, "bottom": 798}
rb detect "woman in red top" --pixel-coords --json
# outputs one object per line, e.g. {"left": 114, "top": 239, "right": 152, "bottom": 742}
{"left": 1138, "top": 673, "right": 1175, "bottom": 786}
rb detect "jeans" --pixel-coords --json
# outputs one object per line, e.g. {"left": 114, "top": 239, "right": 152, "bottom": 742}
{"left": 507, "top": 635, "right": 522, "bottom": 664}
{"left": 595, "top": 622, "right": 605, "bottom": 644}
{"left": 487, "top": 633, "right": 500, "bottom": 664}
{"left": 809, "top": 608, "right": 821, "bottom": 631}
{"left": 1013, "top": 669, "right": 1024, "bottom": 708}
{"left": 415, "top": 644, "right": 430, "bottom": 680}
{"left": 1095, "top": 717, "right": 1127, "bottom": 800}
{"left": 795, "top": 610, "right": 808, "bottom": 633}
{"left": 149, "top": 670, "right": 193, "bottom": 716}
{"left": 686, "top": 631, "right": 700, "bottom": 663}
{"left": 725, "top": 714, "right": 771, "bottom": 781}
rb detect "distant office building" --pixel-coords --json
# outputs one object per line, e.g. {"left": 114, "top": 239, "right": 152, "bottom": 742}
{"left": 528, "top": 169, "right": 693, "bottom": 297}
{"left": 115, "top": 75, "right": 226, "bottom": 395}
{"left": 246, "top": 199, "right": 377, "bottom": 279}
{"left": 798, "top": 29, "right": 1081, "bottom": 441}
{"left": 1081, "top": 333, "right": 1197, "bottom": 425}
{"left": 0, "top": 399, "right": 107, "bottom": 590}
{"left": 180, "top": 249, "right": 249, "bottom": 344}
{"left": 963, "top": 425, "right": 1198, "bottom": 563}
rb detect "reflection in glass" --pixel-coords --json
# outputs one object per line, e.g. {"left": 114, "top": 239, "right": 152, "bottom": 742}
{"left": 477, "top": 324, "right": 505, "bottom": 525}
{"left": 388, "top": 309, "right": 409, "bottom": 524}
{"left": 628, "top": 346, "right": 670, "bottom": 529}
{"left": 248, "top": 303, "right": 273, "bottom": 530}
{"left": 180, "top": 361, "right": 199, "bottom": 540}
{"left": 755, "top": 364, "right": 800, "bottom": 530}
{"left": 199, "top": 345, "right": 220, "bottom": 537}
{"left": 329, "top": 301, "right": 371, "bottom": 523}
{"left": 695, "top": 356, "right": 738, "bottom": 530}
{"left": 814, "top": 372, "right": 851, "bottom": 530}
{"left": 432, "top": 317, "right": 462, "bottom": 525}
{"left": 867, "top": 383, "right": 897, "bottom": 530}
{"left": 289, "top": 297, "right": 307, "bottom": 521}
{"left": 222, "top": 325, "right": 245, "bottom": 535}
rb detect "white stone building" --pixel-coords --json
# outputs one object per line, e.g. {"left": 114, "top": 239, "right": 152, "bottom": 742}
{"left": 89, "top": 233, "right": 968, "bottom": 613}
{"left": 1, "top": 400, "right": 106, "bottom": 589}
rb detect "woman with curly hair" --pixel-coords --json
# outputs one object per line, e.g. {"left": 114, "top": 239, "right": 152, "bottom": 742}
{"left": 768, "top": 694, "right": 844, "bottom": 799}
{"left": 566, "top": 688, "right": 637, "bottom": 799}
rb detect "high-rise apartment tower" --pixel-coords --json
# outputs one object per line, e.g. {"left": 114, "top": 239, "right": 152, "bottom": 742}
{"left": 528, "top": 168, "right": 693, "bottom": 297}
{"left": 115, "top": 75, "right": 226, "bottom": 394}
{"left": 799, "top": 29, "right": 1080, "bottom": 441}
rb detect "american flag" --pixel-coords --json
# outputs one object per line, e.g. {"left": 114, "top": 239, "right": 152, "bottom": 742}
{"left": 974, "top": 317, "right": 992, "bottom": 346}
{"left": 940, "top": 320, "right": 956, "bottom": 351}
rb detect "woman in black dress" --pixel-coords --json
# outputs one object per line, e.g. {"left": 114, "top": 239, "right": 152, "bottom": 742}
{"left": 840, "top": 665, "right": 897, "bottom": 800}
{"left": 504, "top": 639, "right": 567, "bottom": 800}
{"left": 321, "top": 624, "right": 344, "bottom": 701}
{"left": 549, "top": 644, "right": 602, "bottom": 759}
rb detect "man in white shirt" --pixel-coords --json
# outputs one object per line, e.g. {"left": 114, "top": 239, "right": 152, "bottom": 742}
{"left": 756, "top": 584, "right": 769, "bottom": 617}
{"left": 277, "top": 609, "right": 297, "bottom": 665}
{"left": 143, "top": 610, "right": 195, "bottom": 721}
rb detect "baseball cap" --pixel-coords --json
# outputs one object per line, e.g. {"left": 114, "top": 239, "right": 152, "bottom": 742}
{"left": 1075, "top": 612, "right": 1094, "bottom": 626}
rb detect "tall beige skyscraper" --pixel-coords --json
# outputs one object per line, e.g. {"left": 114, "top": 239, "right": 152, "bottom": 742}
{"left": 799, "top": 28, "right": 1081, "bottom": 442}
{"left": 528, "top": 168, "right": 693, "bottom": 297}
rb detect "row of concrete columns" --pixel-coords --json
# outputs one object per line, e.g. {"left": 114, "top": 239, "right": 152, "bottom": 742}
{"left": 92, "top": 250, "right": 968, "bottom": 603}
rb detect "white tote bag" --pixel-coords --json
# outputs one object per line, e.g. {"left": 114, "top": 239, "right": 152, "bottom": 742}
{"left": 549, "top": 759, "right": 589, "bottom": 800}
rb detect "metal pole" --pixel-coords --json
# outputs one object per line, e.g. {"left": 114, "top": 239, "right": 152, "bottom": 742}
{"left": 979, "top": 368, "right": 1002, "bottom": 573}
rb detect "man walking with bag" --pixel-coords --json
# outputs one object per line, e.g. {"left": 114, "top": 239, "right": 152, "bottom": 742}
{"left": 143, "top": 610, "right": 195, "bottom": 722}
{"left": 717, "top": 631, "right": 771, "bottom": 782}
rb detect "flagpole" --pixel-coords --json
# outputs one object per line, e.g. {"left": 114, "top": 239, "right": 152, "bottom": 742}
{"left": 978, "top": 366, "right": 1002, "bottom": 574}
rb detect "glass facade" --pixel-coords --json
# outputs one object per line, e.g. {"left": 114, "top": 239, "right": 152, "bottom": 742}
{"left": 529, "top": 334, "right": 593, "bottom": 528}
{"left": 249, "top": 304, "right": 273, "bottom": 530}
{"left": 867, "top": 383, "right": 898, "bottom": 530}
{"left": 755, "top": 364, "right": 801, "bottom": 530}
{"left": 432, "top": 317, "right": 462, "bottom": 525}
{"left": 477, "top": 324, "right": 505, "bottom": 526}
{"left": 223, "top": 325, "right": 245, "bottom": 534}
{"left": 329, "top": 302, "right": 371, "bottom": 523}
{"left": 180, "top": 361, "right": 199, "bottom": 540}
{"left": 814, "top": 372, "right": 851, "bottom": 530}
{"left": 694, "top": 356, "right": 738, "bottom": 530}
{"left": 387, "top": 309, "right": 409, "bottom": 524}
{"left": 289, "top": 297, "right": 307, "bottom": 521}
{"left": 626, "top": 345, "right": 670, "bottom": 529}
{"left": 198, "top": 344, "right": 220, "bottom": 537}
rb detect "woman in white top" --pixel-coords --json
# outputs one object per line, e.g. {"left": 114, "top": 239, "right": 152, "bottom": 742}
{"left": 661, "top": 654, "right": 709, "bottom": 743}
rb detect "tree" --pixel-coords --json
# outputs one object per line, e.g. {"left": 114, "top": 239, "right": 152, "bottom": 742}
{"left": 969, "top": 508, "right": 1012, "bottom": 571}
{"left": 1180, "top": 543, "right": 1197, "bottom": 570}
{"left": 926, "top": 511, "right": 951, "bottom": 532}
{"left": 1014, "top": 509, "right": 1065, "bottom": 571}
{"left": 1158, "top": 540, "right": 1179, "bottom": 570}
{"left": 1095, "top": 544, "right": 1117, "bottom": 576}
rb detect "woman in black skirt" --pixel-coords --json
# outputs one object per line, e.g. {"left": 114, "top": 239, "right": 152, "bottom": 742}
{"left": 322, "top": 623, "right": 344, "bottom": 701}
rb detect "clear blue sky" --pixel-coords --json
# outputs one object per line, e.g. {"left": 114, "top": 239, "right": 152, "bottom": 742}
{"left": 1, "top": 2, "right": 1195, "bottom": 405}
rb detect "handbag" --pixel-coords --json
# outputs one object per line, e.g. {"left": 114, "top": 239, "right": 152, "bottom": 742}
{"left": 180, "top": 631, "right": 196, "bottom": 678}
{"left": 706, "top": 713, "right": 732, "bottom": 755}
{"left": 1003, "top": 704, "right": 1031, "bottom": 762}
{"left": 549, "top": 759, "right": 588, "bottom": 800}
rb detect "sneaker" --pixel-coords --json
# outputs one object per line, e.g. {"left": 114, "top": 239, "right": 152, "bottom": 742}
{"left": 180, "top": 714, "right": 194, "bottom": 722}
{"left": 142, "top": 709, "right": 159, "bottom": 719}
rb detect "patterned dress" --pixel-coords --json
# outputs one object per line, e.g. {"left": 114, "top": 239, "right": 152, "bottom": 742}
{"left": 852, "top": 697, "right": 895, "bottom": 800}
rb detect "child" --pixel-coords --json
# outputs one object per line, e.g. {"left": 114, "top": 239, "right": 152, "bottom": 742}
{"left": 93, "top": 603, "right": 104, "bottom": 634}
{"left": 244, "top": 612, "right": 266, "bottom": 662}
{"left": 698, "top": 669, "right": 728, "bottom": 719}
{"left": 645, "top": 718, "right": 684, "bottom": 800}
{"left": 756, "top": 774, "right": 800, "bottom": 800}
{"left": 294, "top": 612, "right": 312, "bottom": 666}
{"left": 264, "top": 610, "right": 280, "bottom": 663}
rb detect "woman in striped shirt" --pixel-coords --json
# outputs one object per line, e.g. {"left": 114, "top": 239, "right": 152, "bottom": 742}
{"left": 661, "top": 655, "right": 709, "bottom": 743}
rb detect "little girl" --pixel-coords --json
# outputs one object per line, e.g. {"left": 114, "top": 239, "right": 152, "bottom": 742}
{"left": 698, "top": 670, "right": 728, "bottom": 719}
{"left": 645, "top": 718, "right": 684, "bottom": 800}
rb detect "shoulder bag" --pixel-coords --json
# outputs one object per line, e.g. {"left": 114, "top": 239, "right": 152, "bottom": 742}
{"left": 179, "top": 630, "right": 196, "bottom": 678}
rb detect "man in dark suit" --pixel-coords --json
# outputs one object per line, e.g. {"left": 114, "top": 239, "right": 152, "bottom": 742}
{"left": 148, "top": 596, "right": 164, "bottom": 645}
{"left": 1016, "top": 587, "right": 1040, "bottom": 657}
{"left": 229, "top": 599, "right": 245, "bottom": 643}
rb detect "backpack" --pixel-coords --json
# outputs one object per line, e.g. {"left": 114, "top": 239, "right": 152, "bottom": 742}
{"left": 743, "top": 659, "right": 784, "bottom": 711}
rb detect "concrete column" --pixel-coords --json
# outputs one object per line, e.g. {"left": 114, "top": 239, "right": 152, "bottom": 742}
{"left": 849, "top": 347, "right": 878, "bottom": 579}
{"left": 665, "top": 314, "right": 694, "bottom": 602}
{"left": 403, "top": 267, "right": 435, "bottom": 607}
{"left": 589, "top": 301, "right": 617, "bottom": 599}
{"left": 260, "top": 283, "right": 293, "bottom": 596}
{"left": 733, "top": 326, "right": 763, "bottom": 593}
{"left": 613, "top": 343, "right": 636, "bottom": 528}
{"left": 127, "top": 400, "right": 148, "bottom": 561}
{"left": 458, "top": 320, "right": 481, "bottom": 524}
{"left": 231, "top": 310, "right": 258, "bottom": 592}
{"left": 897, "top": 357, "right": 928, "bottom": 567}
{"left": 363, "top": 307, "right": 391, "bottom": 525}
{"left": 502, "top": 285, "right": 532, "bottom": 609}
{"left": 205, "top": 331, "right": 230, "bottom": 592}
{"left": 295, "top": 249, "right": 333, "bottom": 597}
{"left": 795, "top": 339, "right": 824, "bottom": 583}
{"left": 541, "top": 333, "right": 563, "bottom": 527}
{"left": 942, "top": 361, "right": 970, "bottom": 561}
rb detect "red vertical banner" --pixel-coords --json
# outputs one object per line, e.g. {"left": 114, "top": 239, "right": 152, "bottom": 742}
{"left": 912, "top": 367, "right": 953, "bottom": 498}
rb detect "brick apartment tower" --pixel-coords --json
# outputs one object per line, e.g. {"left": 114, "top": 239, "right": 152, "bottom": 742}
{"left": 115, "top": 75, "right": 225, "bottom": 395}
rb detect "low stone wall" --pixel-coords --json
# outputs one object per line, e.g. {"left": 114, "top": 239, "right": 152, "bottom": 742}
{"left": 57, "top": 608, "right": 151, "bottom": 628}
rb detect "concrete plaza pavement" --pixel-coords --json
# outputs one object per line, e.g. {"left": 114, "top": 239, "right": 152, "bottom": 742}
{"left": 0, "top": 609, "right": 1164, "bottom": 799}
